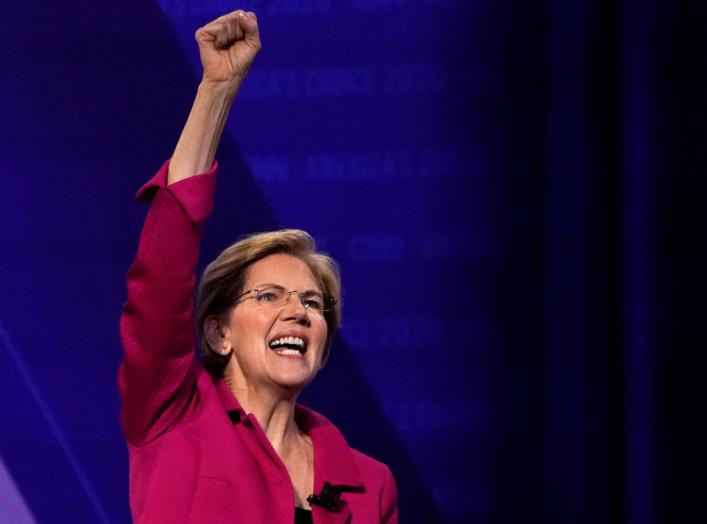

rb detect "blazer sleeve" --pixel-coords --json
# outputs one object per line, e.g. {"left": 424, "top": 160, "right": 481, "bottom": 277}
{"left": 380, "top": 464, "right": 399, "bottom": 523}
{"left": 118, "top": 160, "right": 217, "bottom": 446}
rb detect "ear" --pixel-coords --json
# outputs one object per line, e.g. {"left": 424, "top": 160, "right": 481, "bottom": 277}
{"left": 204, "top": 315, "right": 231, "bottom": 356}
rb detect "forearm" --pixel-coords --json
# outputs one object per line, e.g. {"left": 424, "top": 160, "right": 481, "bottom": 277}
{"left": 169, "top": 9, "right": 260, "bottom": 183}
{"left": 168, "top": 79, "right": 241, "bottom": 185}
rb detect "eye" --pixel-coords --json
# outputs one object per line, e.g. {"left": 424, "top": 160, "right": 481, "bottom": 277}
{"left": 302, "top": 295, "right": 324, "bottom": 311}
{"left": 257, "top": 291, "right": 278, "bottom": 303}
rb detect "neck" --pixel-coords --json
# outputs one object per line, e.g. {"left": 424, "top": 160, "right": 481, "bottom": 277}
{"left": 225, "top": 375, "right": 304, "bottom": 455}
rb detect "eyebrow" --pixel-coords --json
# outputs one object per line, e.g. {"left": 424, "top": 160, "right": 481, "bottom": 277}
{"left": 252, "top": 283, "right": 322, "bottom": 295}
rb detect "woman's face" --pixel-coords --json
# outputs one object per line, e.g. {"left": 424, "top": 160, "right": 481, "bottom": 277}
{"left": 221, "top": 253, "right": 329, "bottom": 392}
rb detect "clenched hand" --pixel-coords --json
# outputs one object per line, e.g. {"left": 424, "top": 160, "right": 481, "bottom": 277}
{"left": 195, "top": 10, "right": 261, "bottom": 87}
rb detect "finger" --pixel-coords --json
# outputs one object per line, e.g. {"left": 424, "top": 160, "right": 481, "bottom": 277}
{"left": 196, "top": 19, "right": 243, "bottom": 49}
{"left": 237, "top": 11, "right": 261, "bottom": 47}
{"left": 212, "top": 9, "right": 247, "bottom": 24}
{"left": 214, "top": 19, "right": 244, "bottom": 49}
{"left": 197, "top": 9, "right": 245, "bottom": 39}
{"left": 195, "top": 11, "right": 259, "bottom": 49}
{"left": 212, "top": 22, "right": 230, "bottom": 50}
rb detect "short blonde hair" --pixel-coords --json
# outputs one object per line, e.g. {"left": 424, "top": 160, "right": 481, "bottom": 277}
{"left": 196, "top": 229, "right": 342, "bottom": 376}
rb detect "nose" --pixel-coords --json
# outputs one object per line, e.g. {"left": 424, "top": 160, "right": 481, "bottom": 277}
{"left": 280, "top": 292, "right": 310, "bottom": 325}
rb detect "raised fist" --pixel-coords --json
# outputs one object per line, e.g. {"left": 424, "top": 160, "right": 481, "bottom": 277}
{"left": 195, "top": 10, "right": 261, "bottom": 86}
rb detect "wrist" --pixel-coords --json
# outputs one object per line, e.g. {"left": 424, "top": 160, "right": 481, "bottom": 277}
{"left": 198, "top": 77, "right": 243, "bottom": 98}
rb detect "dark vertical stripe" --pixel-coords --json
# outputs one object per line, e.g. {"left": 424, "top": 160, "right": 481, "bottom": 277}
{"left": 585, "top": 1, "right": 625, "bottom": 522}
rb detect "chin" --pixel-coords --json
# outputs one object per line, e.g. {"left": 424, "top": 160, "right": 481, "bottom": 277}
{"left": 269, "top": 371, "right": 316, "bottom": 392}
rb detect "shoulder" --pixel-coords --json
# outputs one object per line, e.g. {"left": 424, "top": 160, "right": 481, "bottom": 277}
{"left": 349, "top": 447, "right": 399, "bottom": 522}
{"left": 349, "top": 447, "right": 394, "bottom": 485}
{"left": 350, "top": 448, "right": 398, "bottom": 500}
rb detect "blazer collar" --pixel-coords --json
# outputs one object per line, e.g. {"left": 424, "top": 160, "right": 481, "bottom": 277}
{"left": 295, "top": 405, "right": 363, "bottom": 489}
{"left": 213, "top": 373, "right": 241, "bottom": 412}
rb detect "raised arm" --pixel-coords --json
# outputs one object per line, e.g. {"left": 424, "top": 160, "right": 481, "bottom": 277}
{"left": 119, "top": 10, "right": 260, "bottom": 446}
{"left": 169, "top": 10, "right": 261, "bottom": 184}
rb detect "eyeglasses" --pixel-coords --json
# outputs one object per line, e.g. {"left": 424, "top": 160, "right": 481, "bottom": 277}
{"left": 235, "top": 284, "right": 336, "bottom": 316}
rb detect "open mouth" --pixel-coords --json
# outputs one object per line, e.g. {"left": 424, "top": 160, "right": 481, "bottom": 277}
{"left": 268, "top": 336, "right": 307, "bottom": 356}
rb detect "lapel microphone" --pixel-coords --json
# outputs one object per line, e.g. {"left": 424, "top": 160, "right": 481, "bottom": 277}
{"left": 307, "top": 482, "right": 361, "bottom": 512}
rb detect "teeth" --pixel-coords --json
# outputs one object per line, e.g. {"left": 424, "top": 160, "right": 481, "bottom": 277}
{"left": 276, "top": 349, "right": 302, "bottom": 356}
{"left": 269, "top": 336, "right": 305, "bottom": 348}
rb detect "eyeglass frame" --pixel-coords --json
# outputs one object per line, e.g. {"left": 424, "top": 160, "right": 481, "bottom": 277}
{"left": 234, "top": 284, "right": 337, "bottom": 314}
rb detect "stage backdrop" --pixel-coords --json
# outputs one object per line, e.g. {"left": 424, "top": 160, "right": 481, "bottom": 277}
{"left": 1, "top": 1, "right": 704, "bottom": 523}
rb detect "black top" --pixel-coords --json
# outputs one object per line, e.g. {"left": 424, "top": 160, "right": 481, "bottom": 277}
{"left": 295, "top": 507, "right": 313, "bottom": 524}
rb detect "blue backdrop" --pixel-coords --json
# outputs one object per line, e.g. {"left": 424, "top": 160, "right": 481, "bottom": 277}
{"left": 1, "top": 1, "right": 705, "bottom": 523}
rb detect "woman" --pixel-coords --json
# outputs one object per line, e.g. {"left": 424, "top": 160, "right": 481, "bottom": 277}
{"left": 119, "top": 9, "right": 398, "bottom": 524}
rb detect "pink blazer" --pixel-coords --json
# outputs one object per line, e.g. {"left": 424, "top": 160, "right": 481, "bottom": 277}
{"left": 119, "top": 162, "right": 398, "bottom": 523}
